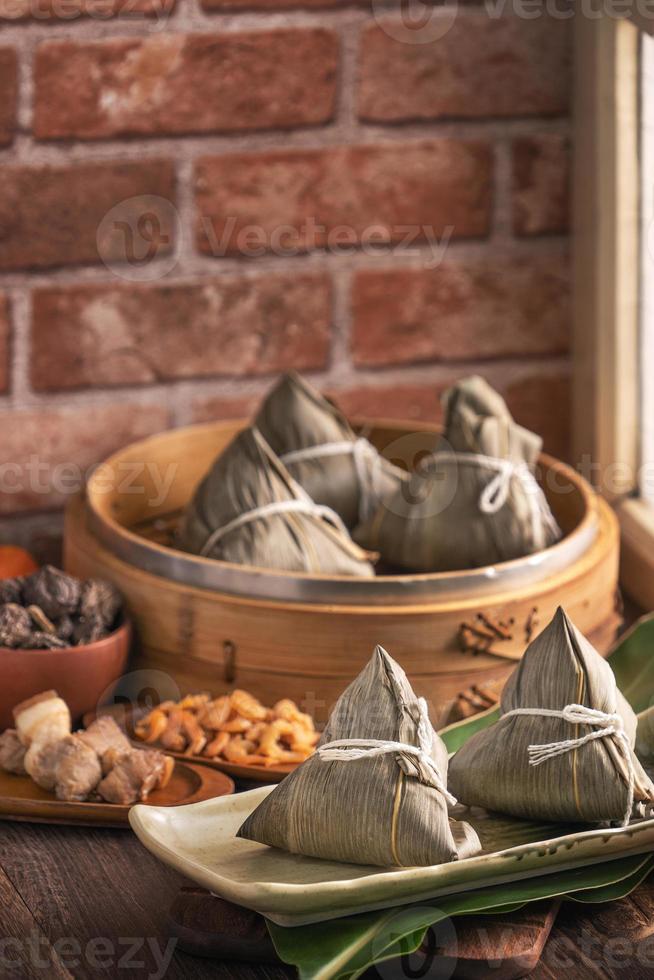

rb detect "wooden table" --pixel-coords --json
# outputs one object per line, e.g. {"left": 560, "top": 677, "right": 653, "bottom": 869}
{"left": 1, "top": 820, "right": 653, "bottom": 980}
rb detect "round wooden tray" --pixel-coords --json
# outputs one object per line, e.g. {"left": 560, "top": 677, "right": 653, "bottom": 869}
{"left": 64, "top": 416, "right": 620, "bottom": 728}
{"left": 0, "top": 760, "right": 234, "bottom": 827}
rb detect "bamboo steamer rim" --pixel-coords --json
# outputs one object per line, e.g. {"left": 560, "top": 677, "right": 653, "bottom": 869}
{"left": 85, "top": 417, "right": 600, "bottom": 607}
{"left": 70, "top": 493, "right": 616, "bottom": 621}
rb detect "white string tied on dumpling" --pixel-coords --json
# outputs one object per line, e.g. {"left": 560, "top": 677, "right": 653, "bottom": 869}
{"left": 316, "top": 697, "right": 457, "bottom": 806}
{"left": 280, "top": 438, "right": 386, "bottom": 524}
{"left": 200, "top": 498, "right": 350, "bottom": 570}
{"left": 431, "top": 451, "right": 560, "bottom": 551}
{"left": 502, "top": 703, "right": 635, "bottom": 827}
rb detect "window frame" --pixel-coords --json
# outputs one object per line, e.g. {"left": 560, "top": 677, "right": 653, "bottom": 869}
{"left": 572, "top": 12, "right": 654, "bottom": 607}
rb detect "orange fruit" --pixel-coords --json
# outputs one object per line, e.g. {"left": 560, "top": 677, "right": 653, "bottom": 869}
{"left": 0, "top": 546, "right": 38, "bottom": 580}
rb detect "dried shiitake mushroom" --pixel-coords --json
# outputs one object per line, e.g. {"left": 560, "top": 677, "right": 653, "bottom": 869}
{"left": 0, "top": 604, "right": 32, "bottom": 648}
{"left": 23, "top": 567, "right": 82, "bottom": 620}
{"left": 0, "top": 567, "right": 124, "bottom": 649}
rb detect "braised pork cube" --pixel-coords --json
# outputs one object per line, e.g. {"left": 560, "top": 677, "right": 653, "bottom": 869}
{"left": 24, "top": 739, "right": 69, "bottom": 791}
{"left": 14, "top": 690, "right": 71, "bottom": 748}
{"left": 54, "top": 735, "right": 102, "bottom": 802}
{"left": 0, "top": 729, "right": 26, "bottom": 774}
{"left": 79, "top": 716, "right": 130, "bottom": 765}
{"left": 97, "top": 749, "right": 173, "bottom": 805}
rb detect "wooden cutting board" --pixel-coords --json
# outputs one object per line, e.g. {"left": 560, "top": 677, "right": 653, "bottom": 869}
{"left": 168, "top": 888, "right": 560, "bottom": 979}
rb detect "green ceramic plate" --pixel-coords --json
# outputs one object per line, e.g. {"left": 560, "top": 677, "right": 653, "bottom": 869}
{"left": 131, "top": 616, "right": 654, "bottom": 930}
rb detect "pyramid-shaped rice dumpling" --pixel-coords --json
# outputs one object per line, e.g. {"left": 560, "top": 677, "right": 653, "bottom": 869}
{"left": 177, "top": 427, "right": 374, "bottom": 576}
{"left": 255, "top": 372, "right": 407, "bottom": 531}
{"left": 449, "top": 608, "right": 654, "bottom": 825}
{"left": 237, "top": 646, "right": 481, "bottom": 867}
{"left": 353, "top": 375, "right": 561, "bottom": 572}
{"left": 445, "top": 373, "right": 541, "bottom": 462}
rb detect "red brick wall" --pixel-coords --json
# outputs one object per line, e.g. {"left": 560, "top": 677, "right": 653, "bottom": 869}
{"left": 0, "top": 1, "right": 571, "bottom": 560}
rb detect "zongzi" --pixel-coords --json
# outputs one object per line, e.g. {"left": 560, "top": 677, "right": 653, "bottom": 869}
{"left": 177, "top": 427, "right": 375, "bottom": 576}
{"left": 237, "top": 646, "right": 481, "bottom": 867}
{"left": 448, "top": 607, "right": 654, "bottom": 826}
{"left": 255, "top": 372, "right": 407, "bottom": 531}
{"left": 354, "top": 375, "right": 561, "bottom": 572}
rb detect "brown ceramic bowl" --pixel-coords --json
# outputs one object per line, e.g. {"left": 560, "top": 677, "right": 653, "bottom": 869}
{"left": 0, "top": 620, "right": 132, "bottom": 730}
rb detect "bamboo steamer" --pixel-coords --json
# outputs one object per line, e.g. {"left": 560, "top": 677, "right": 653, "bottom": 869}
{"left": 64, "top": 419, "right": 621, "bottom": 727}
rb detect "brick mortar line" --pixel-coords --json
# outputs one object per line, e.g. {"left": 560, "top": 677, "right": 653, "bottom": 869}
{"left": 178, "top": 3, "right": 376, "bottom": 31}
{"left": 336, "top": 12, "right": 361, "bottom": 132}
{"left": 0, "top": 354, "right": 571, "bottom": 415}
{"left": 489, "top": 136, "right": 514, "bottom": 244}
{"left": 357, "top": 117, "right": 571, "bottom": 141}
{"left": 184, "top": 233, "right": 571, "bottom": 269}
{"left": 0, "top": 117, "right": 572, "bottom": 168}
{"left": 0, "top": 0, "right": 570, "bottom": 43}
{"left": 0, "top": 0, "right": 510, "bottom": 43}
{"left": 13, "top": 31, "right": 35, "bottom": 138}
{"left": 167, "top": 153, "right": 198, "bottom": 426}
{"left": 0, "top": 234, "right": 571, "bottom": 290}
{"left": 329, "top": 262, "right": 355, "bottom": 378}
{"left": 0, "top": 4, "right": 385, "bottom": 42}
{"left": 6, "top": 287, "right": 32, "bottom": 405}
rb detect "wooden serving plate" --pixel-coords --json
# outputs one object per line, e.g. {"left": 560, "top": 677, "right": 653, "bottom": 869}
{"left": 0, "top": 760, "right": 234, "bottom": 828}
{"left": 194, "top": 757, "right": 295, "bottom": 784}
{"left": 83, "top": 705, "right": 299, "bottom": 784}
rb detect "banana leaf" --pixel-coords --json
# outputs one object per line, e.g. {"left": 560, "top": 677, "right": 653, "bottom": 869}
{"left": 268, "top": 854, "right": 654, "bottom": 980}
{"left": 267, "top": 614, "right": 654, "bottom": 980}
{"left": 440, "top": 612, "right": 654, "bottom": 753}
{"left": 440, "top": 705, "right": 500, "bottom": 755}
{"left": 607, "top": 614, "right": 654, "bottom": 713}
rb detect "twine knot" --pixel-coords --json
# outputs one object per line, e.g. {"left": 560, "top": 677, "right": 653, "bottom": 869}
{"left": 280, "top": 437, "right": 388, "bottom": 524}
{"left": 433, "top": 451, "right": 560, "bottom": 551}
{"left": 316, "top": 697, "right": 456, "bottom": 806}
{"left": 503, "top": 703, "right": 634, "bottom": 827}
{"left": 200, "top": 497, "right": 349, "bottom": 569}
